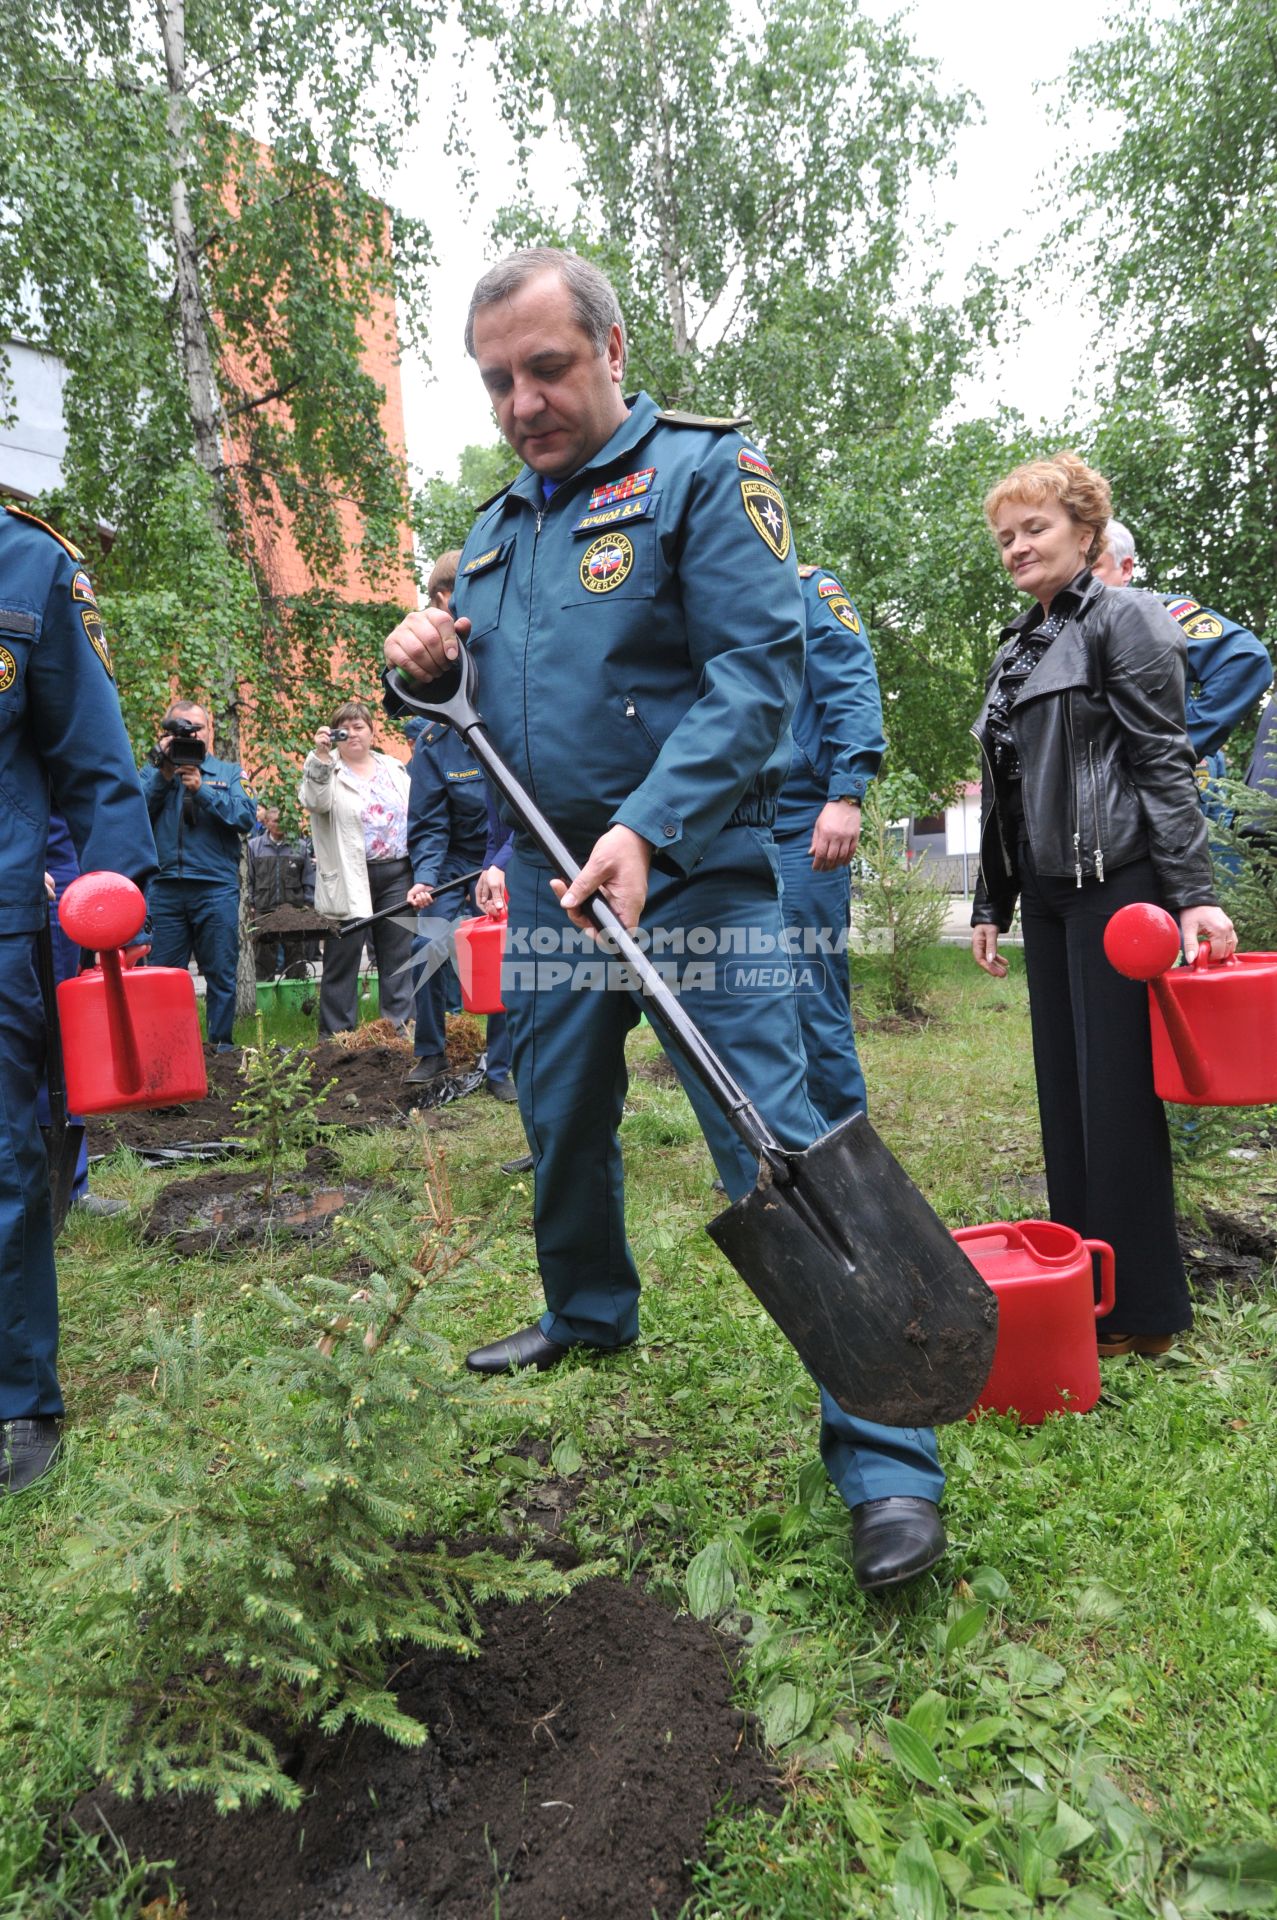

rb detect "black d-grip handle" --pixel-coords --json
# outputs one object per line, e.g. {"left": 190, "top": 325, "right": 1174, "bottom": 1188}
{"left": 385, "top": 653, "right": 483, "bottom": 734}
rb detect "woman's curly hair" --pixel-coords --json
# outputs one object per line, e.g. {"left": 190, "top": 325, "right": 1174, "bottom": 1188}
{"left": 983, "top": 451, "right": 1113, "bottom": 566}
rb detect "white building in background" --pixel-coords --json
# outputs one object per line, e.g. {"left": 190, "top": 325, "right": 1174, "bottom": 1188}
{"left": 0, "top": 338, "right": 72, "bottom": 499}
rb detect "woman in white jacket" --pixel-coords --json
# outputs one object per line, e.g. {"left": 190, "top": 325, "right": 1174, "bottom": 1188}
{"left": 300, "top": 700, "right": 415, "bottom": 1036}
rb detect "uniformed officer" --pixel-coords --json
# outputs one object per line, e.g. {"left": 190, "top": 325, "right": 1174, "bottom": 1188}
{"left": 1093, "top": 520, "right": 1272, "bottom": 758}
{"left": 140, "top": 699, "right": 256, "bottom": 1048}
{"left": 385, "top": 247, "right": 944, "bottom": 1590}
{"left": 0, "top": 503, "right": 157, "bottom": 1495}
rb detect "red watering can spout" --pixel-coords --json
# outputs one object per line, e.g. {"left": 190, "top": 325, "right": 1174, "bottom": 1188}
{"left": 1103, "top": 902, "right": 1212, "bottom": 1098}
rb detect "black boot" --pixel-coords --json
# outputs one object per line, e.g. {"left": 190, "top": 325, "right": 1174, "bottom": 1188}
{"left": 851, "top": 1497, "right": 946, "bottom": 1592}
{"left": 2, "top": 1417, "right": 63, "bottom": 1495}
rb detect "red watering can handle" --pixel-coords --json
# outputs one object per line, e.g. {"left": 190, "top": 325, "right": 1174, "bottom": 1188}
{"left": 1190, "top": 938, "right": 1236, "bottom": 971}
{"left": 1085, "top": 1239, "right": 1116, "bottom": 1319}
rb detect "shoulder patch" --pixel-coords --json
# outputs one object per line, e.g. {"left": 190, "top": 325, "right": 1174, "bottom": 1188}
{"left": 1163, "top": 597, "right": 1201, "bottom": 622}
{"left": 738, "top": 447, "right": 773, "bottom": 477}
{"left": 80, "top": 605, "right": 113, "bottom": 678}
{"left": 1183, "top": 612, "right": 1225, "bottom": 641}
{"left": 71, "top": 569, "right": 98, "bottom": 606}
{"left": 824, "top": 595, "right": 862, "bottom": 634}
{"left": 4, "top": 503, "right": 83, "bottom": 561}
{"left": 657, "top": 408, "right": 752, "bottom": 430}
{"left": 817, "top": 577, "right": 844, "bottom": 599}
{"left": 740, "top": 478, "right": 791, "bottom": 562}
{"left": 474, "top": 480, "right": 514, "bottom": 514}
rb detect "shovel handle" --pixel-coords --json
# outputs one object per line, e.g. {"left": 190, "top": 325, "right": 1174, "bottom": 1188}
{"left": 384, "top": 658, "right": 787, "bottom": 1175}
{"left": 335, "top": 867, "right": 484, "bottom": 939}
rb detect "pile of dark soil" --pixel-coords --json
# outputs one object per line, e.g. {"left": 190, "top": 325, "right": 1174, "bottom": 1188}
{"left": 74, "top": 1573, "right": 776, "bottom": 1919}
{"left": 86, "top": 1025, "right": 486, "bottom": 1158}
{"left": 142, "top": 1147, "right": 370, "bottom": 1254}
{"left": 251, "top": 905, "right": 331, "bottom": 936}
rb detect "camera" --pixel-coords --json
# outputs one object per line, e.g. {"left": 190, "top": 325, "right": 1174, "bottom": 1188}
{"left": 150, "top": 714, "right": 207, "bottom": 769}
{"left": 332, "top": 727, "right": 350, "bottom": 743}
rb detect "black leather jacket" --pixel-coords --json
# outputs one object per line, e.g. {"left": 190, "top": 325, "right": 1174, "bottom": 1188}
{"left": 972, "top": 572, "right": 1217, "bottom": 930}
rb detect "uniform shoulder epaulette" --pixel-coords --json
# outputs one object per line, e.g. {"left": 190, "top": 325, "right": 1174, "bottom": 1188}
{"left": 474, "top": 481, "right": 514, "bottom": 513}
{"left": 798, "top": 564, "right": 817, "bottom": 578}
{"left": 3, "top": 501, "right": 83, "bottom": 561}
{"left": 656, "top": 409, "right": 752, "bottom": 431}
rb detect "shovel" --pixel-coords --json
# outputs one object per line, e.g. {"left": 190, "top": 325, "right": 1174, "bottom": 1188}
{"left": 35, "top": 907, "right": 85, "bottom": 1237}
{"left": 384, "top": 652, "right": 997, "bottom": 1424}
{"left": 334, "top": 868, "right": 485, "bottom": 940}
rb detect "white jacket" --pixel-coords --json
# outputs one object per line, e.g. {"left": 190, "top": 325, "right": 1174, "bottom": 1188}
{"left": 299, "top": 751, "right": 411, "bottom": 920}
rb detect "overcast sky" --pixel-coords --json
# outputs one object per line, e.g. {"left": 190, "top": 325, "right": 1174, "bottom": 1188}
{"left": 392, "top": 0, "right": 1124, "bottom": 489}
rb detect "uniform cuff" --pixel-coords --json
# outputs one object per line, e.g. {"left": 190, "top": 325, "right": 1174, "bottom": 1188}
{"left": 611, "top": 799, "right": 693, "bottom": 873}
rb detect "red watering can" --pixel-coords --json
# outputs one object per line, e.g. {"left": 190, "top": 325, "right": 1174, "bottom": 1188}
{"left": 57, "top": 871, "right": 207, "bottom": 1113}
{"left": 453, "top": 909, "right": 507, "bottom": 1015}
{"left": 954, "top": 1220, "right": 1116, "bottom": 1422}
{"left": 1104, "top": 902, "right": 1277, "bottom": 1105}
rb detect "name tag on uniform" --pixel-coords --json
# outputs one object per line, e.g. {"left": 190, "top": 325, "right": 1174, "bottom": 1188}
{"left": 572, "top": 495, "right": 655, "bottom": 536}
{"left": 0, "top": 607, "right": 36, "bottom": 637}
{"left": 445, "top": 768, "right": 481, "bottom": 781}
{"left": 462, "top": 540, "right": 511, "bottom": 577}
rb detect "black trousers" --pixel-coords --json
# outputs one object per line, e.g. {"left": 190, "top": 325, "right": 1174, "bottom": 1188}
{"left": 318, "top": 857, "right": 415, "bottom": 1036}
{"left": 1018, "top": 842, "right": 1191, "bottom": 1338}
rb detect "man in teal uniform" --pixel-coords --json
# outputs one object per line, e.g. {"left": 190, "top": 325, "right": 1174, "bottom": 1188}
{"left": 1094, "top": 520, "right": 1272, "bottom": 759}
{"left": 0, "top": 504, "right": 157, "bottom": 1495}
{"left": 385, "top": 249, "right": 945, "bottom": 1588}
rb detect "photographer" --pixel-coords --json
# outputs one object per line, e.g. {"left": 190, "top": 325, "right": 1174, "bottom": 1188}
{"left": 140, "top": 700, "right": 256, "bottom": 1049}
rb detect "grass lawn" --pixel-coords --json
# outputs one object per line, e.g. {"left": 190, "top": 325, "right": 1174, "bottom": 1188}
{"left": 2, "top": 945, "right": 1274, "bottom": 1917}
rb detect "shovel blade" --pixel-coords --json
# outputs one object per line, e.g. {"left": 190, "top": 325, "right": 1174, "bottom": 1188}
{"left": 707, "top": 1115, "right": 998, "bottom": 1426}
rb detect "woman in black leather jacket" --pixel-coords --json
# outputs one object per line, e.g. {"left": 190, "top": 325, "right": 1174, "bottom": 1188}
{"left": 971, "top": 451, "right": 1235, "bottom": 1356}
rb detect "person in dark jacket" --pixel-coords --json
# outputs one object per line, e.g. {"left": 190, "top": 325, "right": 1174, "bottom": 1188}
{"left": 972, "top": 452, "right": 1236, "bottom": 1356}
{"left": 140, "top": 699, "right": 256, "bottom": 1047}
{"left": 0, "top": 504, "right": 157, "bottom": 1494}
{"left": 1091, "top": 520, "right": 1272, "bottom": 760}
{"left": 248, "top": 808, "right": 311, "bottom": 979}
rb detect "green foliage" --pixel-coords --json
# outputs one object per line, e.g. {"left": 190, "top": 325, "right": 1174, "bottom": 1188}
{"left": 413, "top": 439, "right": 523, "bottom": 569}
{"left": 0, "top": 0, "right": 438, "bottom": 753}
{"left": 233, "top": 1014, "right": 335, "bottom": 1196}
{"left": 1061, "top": 0, "right": 1277, "bottom": 633}
{"left": 18, "top": 1189, "right": 586, "bottom": 1812}
{"left": 1213, "top": 775, "right": 1277, "bottom": 951}
{"left": 472, "top": 0, "right": 1023, "bottom": 793}
{"left": 855, "top": 781, "right": 950, "bottom": 1014}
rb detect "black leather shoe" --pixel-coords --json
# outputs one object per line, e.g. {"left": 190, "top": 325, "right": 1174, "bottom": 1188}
{"left": 1, "top": 1417, "right": 63, "bottom": 1495}
{"left": 404, "top": 1053, "right": 447, "bottom": 1085}
{"left": 466, "top": 1323, "right": 571, "bottom": 1374}
{"left": 486, "top": 1076, "right": 518, "bottom": 1103}
{"left": 851, "top": 1497, "right": 946, "bottom": 1592}
{"left": 501, "top": 1152, "right": 535, "bottom": 1175}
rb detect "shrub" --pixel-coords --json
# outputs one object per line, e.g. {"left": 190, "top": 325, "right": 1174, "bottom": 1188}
{"left": 855, "top": 780, "right": 950, "bottom": 1015}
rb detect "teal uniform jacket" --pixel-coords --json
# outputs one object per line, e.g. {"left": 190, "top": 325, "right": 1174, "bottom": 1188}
{"left": 140, "top": 751, "right": 256, "bottom": 884}
{"left": 0, "top": 505, "right": 157, "bottom": 930}
{"left": 1160, "top": 593, "right": 1272, "bottom": 758}
{"left": 0, "top": 505, "right": 156, "bottom": 1422}
{"left": 447, "top": 392, "right": 804, "bottom": 869}
{"left": 775, "top": 566, "right": 884, "bottom": 836}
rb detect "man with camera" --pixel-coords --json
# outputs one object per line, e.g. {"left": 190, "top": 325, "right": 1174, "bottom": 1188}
{"left": 140, "top": 699, "right": 256, "bottom": 1049}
